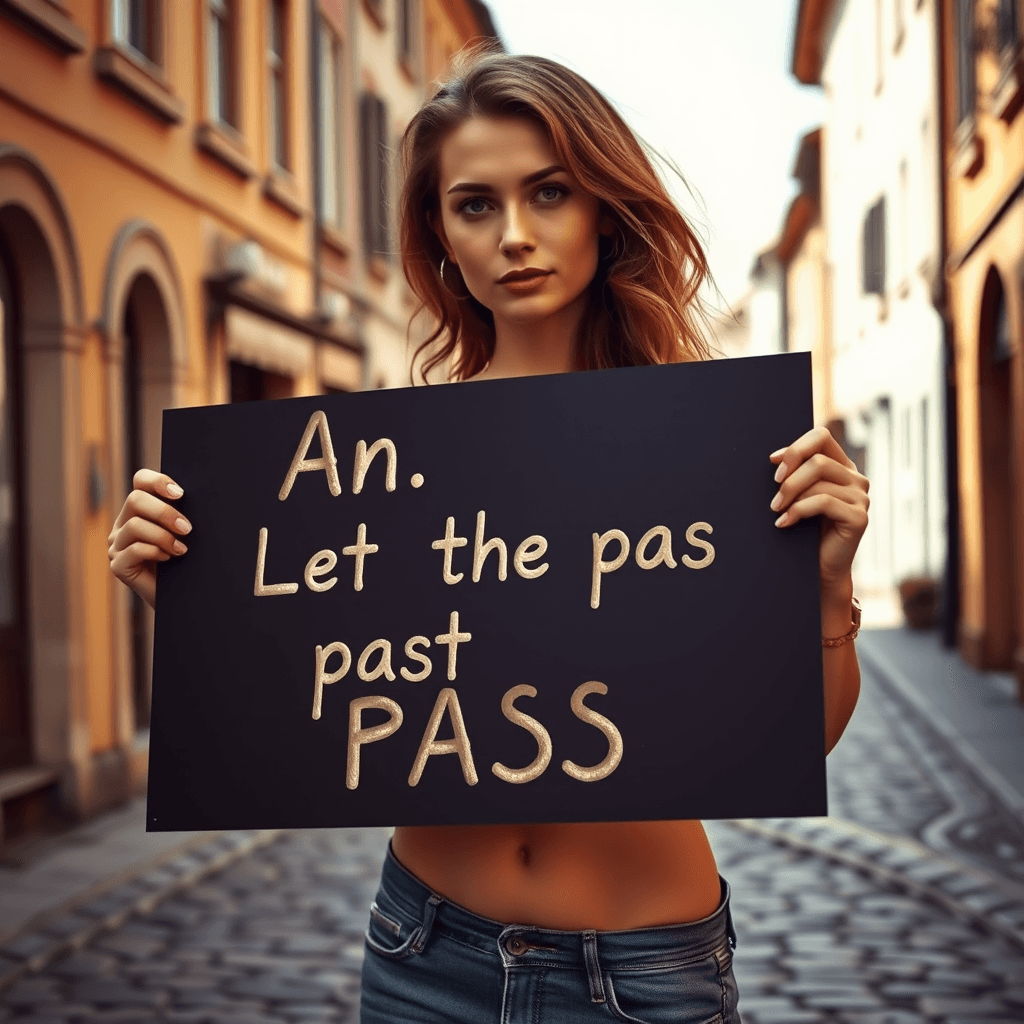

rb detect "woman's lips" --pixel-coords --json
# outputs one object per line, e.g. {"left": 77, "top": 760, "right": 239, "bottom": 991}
{"left": 497, "top": 269, "right": 552, "bottom": 293}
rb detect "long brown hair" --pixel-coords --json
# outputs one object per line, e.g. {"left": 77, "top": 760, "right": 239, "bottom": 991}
{"left": 400, "top": 49, "right": 713, "bottom": 381}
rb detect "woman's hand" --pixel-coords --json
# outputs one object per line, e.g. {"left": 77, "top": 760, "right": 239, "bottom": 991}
{"left": 769, "top": 426, "right": 870, "bottom": 601}
{"left": 108, "top": 469, "right": 191, "bottom": 610}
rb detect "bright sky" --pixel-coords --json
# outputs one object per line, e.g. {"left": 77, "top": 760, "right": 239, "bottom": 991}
{"left": 482, "top": 0, "right": 825, "bottom": 312}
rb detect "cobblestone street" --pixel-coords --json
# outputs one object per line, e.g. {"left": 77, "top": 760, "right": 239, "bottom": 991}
{"left": 1, "top": 628, "right": 1023, "bottom": 1024}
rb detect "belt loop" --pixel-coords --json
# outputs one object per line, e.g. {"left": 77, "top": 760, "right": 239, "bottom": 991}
{"left": 581, "top": 930, "right": 606, "bottom": 1004}
{"left": 411, "top": 893, "right": 443, "bottom": 954}
{"left": 725, "top": 901, "right": 737, "bottom": 952}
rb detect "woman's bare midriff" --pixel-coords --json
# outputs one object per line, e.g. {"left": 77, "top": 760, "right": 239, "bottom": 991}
{"left": 391, "top": 820, "right": 721, "bottom": 932}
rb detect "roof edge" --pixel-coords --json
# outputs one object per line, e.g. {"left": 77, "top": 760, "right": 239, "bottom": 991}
{"left": 791, "top": 0, "right": 831, "bottom": 84}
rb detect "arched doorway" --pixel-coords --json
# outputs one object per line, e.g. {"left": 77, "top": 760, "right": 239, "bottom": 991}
{"left": 978, "top": 267, "right": 1017, "bottom": 668}
{"left": 121, "top": 273, "right": 174, "bottom": 731}
{"left": 0, "top": 235, "right": 28, "bottom": 770}
{"left": 101, "top": 220, "right": 185, "bottom": 756}
{"left": 0, "top": 145, "right": 84, "bottom": 836}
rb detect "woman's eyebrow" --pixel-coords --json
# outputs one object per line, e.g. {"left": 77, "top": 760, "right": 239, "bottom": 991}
{"left": 446, "top": 165, "right": 567, "bottom": 196}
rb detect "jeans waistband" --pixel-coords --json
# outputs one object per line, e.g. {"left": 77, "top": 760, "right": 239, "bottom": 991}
{"left": 377, "top": 842, "right": 737, "bottom": 971}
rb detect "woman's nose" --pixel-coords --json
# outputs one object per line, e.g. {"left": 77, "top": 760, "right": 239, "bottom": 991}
{"left": 500, "top": 204, "right": 535, "bottom": 256}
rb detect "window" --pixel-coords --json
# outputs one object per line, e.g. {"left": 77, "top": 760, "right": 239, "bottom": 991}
{"left": 112, "top": 0, "right": 161, "bottom": 65}
{"left": 268, "top": 0, "right": 289, "bottom": 171}
{"left": 862, "top": 196, "right": 887, "bottom": 296}
{"left": 396, "top": 0, "right": 417, "bottom": 71}
{"left": 954, "top": 0, "right": 976, "bottom": 128}
{"left": 230, "top": 361, "right": 293, "bottom": 402}
{"left": 996, "top": 0, "right": 1019, "bottom": 56}
{"left": 208, "top": 0, "right": 236, "bottom": 127}
{"left": 360, "top": 93, "right": 390, "bottom": 260}
{"left": 319, "top": 20, "right": 344, "bottom": 227}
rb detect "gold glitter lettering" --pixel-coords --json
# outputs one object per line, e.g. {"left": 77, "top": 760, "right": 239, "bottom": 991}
{"left": 254, "top": 527, "right": 300, "bottom": 597}
{"left": 590, "top": 529, "right": 630, "bottom": 609}
{"left": 434, "top": 611, "right": 472, "bottom": 681}
{"left": 400, "top": 636, "right": 433, "bottom": 682}
{"left": 278, "top": 410, "right": 342, "bottom": 500}
{"left": 347, "top": 695, "right": 403, "bottom": 789}
{"left": 561, "top": 682, "right": 623, "bottom": 782}
{"left": 431, "top": 517, "right": 468, "bottom": 585}
{"left": 491, "top": 684, "right": 552, "bottom": 784}
{"left": 352, "top": 438, "right": 397, "bottom": 494}
{"left": 681, "top": 522, "right": 716, "bottom": 569}
{"left": 357, "top": 639, "right": 397, "bottom": 682}
{"left": 513, "top": 536, "right": 549, "bottom": 580}
{"left": 472, "top": 510, "right": 508, "bottom": 582}
{"left": 635, "top": 526, "right": 677, "bottom": 570}
{"left": 407, "top": 687, "right": 478, "bottom": 787}
{"left": 312, "top": 641, "right": 352, "bottom": 720}
{"left": 304, "top": 549, "right": 339, "bottom": 592}
{"left": 342, "top": 522, "right": 379, "bottom": 591}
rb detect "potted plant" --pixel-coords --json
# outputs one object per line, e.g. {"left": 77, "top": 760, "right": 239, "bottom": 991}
{"left": 898, "top": 576, "right": 939, "bottom": 629}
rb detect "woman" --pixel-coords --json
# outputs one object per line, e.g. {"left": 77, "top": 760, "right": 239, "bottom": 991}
{"left": 110, "top": 51, "right": 868, "bottom": 1024}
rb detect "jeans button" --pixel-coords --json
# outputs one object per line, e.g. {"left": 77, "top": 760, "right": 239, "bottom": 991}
{"left": 505, "top": 936, "right": 528, "bottom": 956}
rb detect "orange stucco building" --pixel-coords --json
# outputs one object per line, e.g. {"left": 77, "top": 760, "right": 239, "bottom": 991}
{"left": 943, "top": 0, "right": 1024, "bottom": 687}
{"left": 0, "top": 0, "right": 496, "bottom": 845}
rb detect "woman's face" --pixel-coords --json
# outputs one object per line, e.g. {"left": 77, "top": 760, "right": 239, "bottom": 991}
{"left": 435, "top": 115, "right": 604, "bottom": 332}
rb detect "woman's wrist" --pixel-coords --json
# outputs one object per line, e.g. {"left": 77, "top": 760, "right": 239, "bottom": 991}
{"left": 820, "top": 578, "right": 855, "bottom": 640}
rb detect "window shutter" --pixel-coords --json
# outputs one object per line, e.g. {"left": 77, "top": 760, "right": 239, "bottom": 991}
{"left": 862, "top": 214, "right": 870, "bottom": 294}
{"left": 876, "top": 196, "right": 886, "bottom": 296}
{"left": 360, "top": 93, "right": 390, "bottom": 259}
{"left": 954, "top": 0, "right": 976, "bottom": 127}
{"left": 862, "top": 197, "right": 887, "bottom": 296}
{"left": 997, "top": 0, "right": 1019, "bottom": 53}
{"left": 360, "top": 93, "right": 375, "bottom": 257}
{"left": 376, "top": 96, "right": 389, "bottom": 258}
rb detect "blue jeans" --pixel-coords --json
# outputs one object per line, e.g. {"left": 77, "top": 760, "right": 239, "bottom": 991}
{"left": 360, "top": 845, "right": 742, "bottom": 1023}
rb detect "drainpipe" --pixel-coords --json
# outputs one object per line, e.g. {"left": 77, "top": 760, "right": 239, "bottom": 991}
{"left": 310, "top": 0, "right": 323, "bottom": 318}
{"left": 934, "top": 0, "right": 960, "bottom": 648}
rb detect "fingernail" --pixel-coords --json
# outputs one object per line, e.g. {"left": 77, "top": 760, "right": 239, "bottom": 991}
{"left": 173, "top": 540, "right": 187, "bottom": 554}
{"left": 166, "top": 482, "right": 184, "bottom": 498}
{"left": 775, "top": 512, "right": 789, "bottom": 527}
{"left": 774, "top": 462, "right": 788, "bottom": 484}
{"left": 174, "top": 517, "right": 192, "bottom": 534}
{"left": 770, "top": 493, "right": 782, "bottom": 512}
{"left": 769, "top": 448, "right": 786, "bottom": 460}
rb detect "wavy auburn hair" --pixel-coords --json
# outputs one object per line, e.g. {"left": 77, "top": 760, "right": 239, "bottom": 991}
{"left": 400, "top": 49, "right": 713, "bottom": 381}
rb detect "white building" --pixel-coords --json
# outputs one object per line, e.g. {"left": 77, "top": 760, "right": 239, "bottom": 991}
{"left": 747, "top": 247, "right": 788, "bottom": 357}
{"left": 794, "top": 0, "right": 947, "bottom": 597}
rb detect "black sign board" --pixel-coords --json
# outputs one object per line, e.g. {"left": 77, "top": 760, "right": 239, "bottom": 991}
{"left": 148, "top": 353, "right": 825, "bottom": 831}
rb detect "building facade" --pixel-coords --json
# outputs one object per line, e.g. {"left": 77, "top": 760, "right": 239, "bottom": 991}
{"left": 793, "top": 0, "right": 948, "bottom": 602}
{"left": 778, "top": 127, "right": 834, "bottom": 428}
{"left": 0, "top": 0, "right": 496, "bottom": 844}
{"left": 715, "top": 130, "right": 831, "bottom": 424}
{"left": 943, "top": 0, "right": 1024, "bottom": 687}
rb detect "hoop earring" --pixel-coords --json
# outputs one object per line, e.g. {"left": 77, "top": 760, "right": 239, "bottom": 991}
{"left": 439, "top": 256, "right": 469, "bottom": 300}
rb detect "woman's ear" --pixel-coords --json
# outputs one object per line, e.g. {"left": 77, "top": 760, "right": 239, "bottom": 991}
{"left": 598, "top": 212, "right": 616, "bottom": 239}
{"left": 429, "top": 211, "right": 457, "bottom": 264}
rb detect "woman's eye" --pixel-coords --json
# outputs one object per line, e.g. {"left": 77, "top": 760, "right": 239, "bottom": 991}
{"left": 459, "top": 197, "right": 490, "bottom": 215}
{"left": 536, "top": 184, "right": 567, "bottom": 203}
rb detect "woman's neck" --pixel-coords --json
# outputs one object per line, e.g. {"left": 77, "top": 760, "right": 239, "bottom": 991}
{"left": 475, "top": 304, "right": 581, "bottom": 380}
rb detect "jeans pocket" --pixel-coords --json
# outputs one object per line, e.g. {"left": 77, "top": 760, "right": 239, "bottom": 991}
{"left": 364, "top": 891, "right": 423, "bottom": 961}
{"left": 603, "top": 952, "right": 728, "bottom": 1024}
